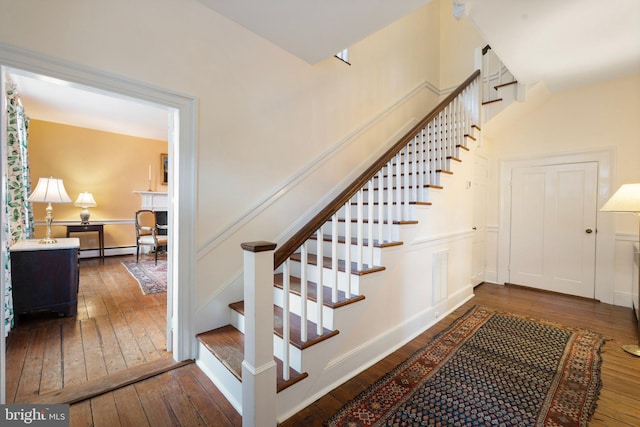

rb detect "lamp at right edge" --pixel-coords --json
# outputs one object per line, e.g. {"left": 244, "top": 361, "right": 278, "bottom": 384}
{"left": 601, "top": 183, "right": 640, "bottom": 356}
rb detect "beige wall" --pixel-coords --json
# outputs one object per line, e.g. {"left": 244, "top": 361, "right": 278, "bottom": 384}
{"left": 28, "top": 119, "right": 168, "bottom": 249}
{"left": 438, "top": 0, "right": 486, "bottom": 90}
{"left": 0, "top": 0, "right": 450, "bottom": 311}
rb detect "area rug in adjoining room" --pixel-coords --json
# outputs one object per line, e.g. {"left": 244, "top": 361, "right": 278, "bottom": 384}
{"left": 121, "top": 257, "right": 167, "bottom": 295}
{"left": 327, "top": 305, "right": 605, "bottom": 427}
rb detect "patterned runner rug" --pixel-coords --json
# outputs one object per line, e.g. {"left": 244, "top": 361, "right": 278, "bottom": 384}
{"left": 327, "top": 306, "right": 604, "bottom": 426}
{"left": 121, "top": 257, "right": 167, "bottom": 294}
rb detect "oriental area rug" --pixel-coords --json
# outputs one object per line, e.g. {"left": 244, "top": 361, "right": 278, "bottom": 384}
{"left": 122, "top": 257, "right": 167, "bottom": 295}
{"left": 327, "top": 306, "right": 605, "bottom": 427}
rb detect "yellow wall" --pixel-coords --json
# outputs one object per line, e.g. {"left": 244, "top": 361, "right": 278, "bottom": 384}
{"left": 28, "top": 119, "right": 168, "bottom": 249}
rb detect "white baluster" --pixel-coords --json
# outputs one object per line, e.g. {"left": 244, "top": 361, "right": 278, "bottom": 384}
{"left": 331, "top": 214, "right": 338, "bottom": 303}
{"left": 447, "top": 103, "right": 453, "bottom": 159}
{"left": 377, "top": 169, "right": 384, "bottom": 245}
{"left": 429, "top": 122, "right": 435, "bottom": 185}
{"left": 412, "top": 135, "right": 418, "bottom": 202}
{"left": 436, "top": 111, "right": 444, "bottom": 175}
{"left": 282, "top": 259, "right": 290, "bottom": 381}
{"left": 395, "top": 152, "right": 402, "bottom": 220}
{"left": 300, "top": 242, "right": 308, "bottom": 343}
{"left": 367, "top": 179, "right": 374, "bottom": 268}
{"left": 403, "top": 143, "right": 409, "bottom": 218}
{"left": 316, "top": 229, "right": 323, "bottom": 336}
{"left": 357, "top": 189, "right": 364, "bottom": 272}
{"left": 344, "top": 199, "right": 352, "bottom": 297}
{"left": 386, "top": 162, "right": 394, "bottom": 243}
{"left": 453, "top": 98, "right": 459, "bottom": 160}
{"left": 419, "top": 129, "right": 425, "bottom": 201}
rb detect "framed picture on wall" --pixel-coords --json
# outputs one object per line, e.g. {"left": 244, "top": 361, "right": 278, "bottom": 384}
{"left": 161, "top": 153, "right": 168, "bottom": 185}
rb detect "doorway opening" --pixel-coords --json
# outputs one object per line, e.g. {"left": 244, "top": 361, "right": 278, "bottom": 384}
{"left": 0, "top": 47, "right": 196, "bottom": 404}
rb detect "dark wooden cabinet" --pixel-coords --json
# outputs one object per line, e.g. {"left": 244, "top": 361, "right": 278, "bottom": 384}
{"left": 10, "top": 238, "right": 80, "bottom": 320}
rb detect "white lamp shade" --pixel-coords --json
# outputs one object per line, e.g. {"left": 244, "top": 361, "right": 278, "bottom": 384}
{"left": 28, "top": 177, "right": 72, "bottom": 204}
{"left": 600, "top": 183, "right": 640, "bottom": 213}
{"left": 74, "top": 192, "right": 97, "bottom": 208}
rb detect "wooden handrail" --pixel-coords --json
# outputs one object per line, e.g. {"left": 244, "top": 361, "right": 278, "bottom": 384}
{"left": 274, "top": 70, "right": 481, "bottom": 268}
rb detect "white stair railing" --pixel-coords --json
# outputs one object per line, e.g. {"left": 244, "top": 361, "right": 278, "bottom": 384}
{"left": 241, "top": 70, "right": 480, "bottom": 425}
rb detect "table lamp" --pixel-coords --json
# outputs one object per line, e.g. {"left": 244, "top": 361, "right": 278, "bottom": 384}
{"left": 600, "top": 183, "right": 640, "bottom": 356}
{"left": 27, "top": 177, "right": 72, "bottom": 244}
{"left": 74, "top": 192, "right": 97, "bottom": 224}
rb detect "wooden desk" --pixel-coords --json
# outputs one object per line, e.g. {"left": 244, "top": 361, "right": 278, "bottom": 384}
{"left": 66, "top": 223, "right": 104, "bottom": 262}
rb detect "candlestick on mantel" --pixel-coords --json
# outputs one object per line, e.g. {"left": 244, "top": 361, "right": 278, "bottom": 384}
{"left": 148, "top": 164, "right": 152, "bottom": 191}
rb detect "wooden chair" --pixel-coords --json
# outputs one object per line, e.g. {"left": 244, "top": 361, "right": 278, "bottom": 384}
{"left": 135, "top": 210, "right": 168, "bottom": 265}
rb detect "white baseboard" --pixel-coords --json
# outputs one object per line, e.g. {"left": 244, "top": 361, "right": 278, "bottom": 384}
{"left": 78, "top": 246, "right": 136, "bottom": 259}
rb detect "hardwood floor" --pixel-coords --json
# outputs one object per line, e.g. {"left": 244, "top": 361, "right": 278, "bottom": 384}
{"left": 6, "top": 259, "right": 639, "bottom": 426}
{"left": 280, "top": 283, "right": 640, "bottom": 427}
{"left": 5, "top": 254, "right": 241, "bottom": 426}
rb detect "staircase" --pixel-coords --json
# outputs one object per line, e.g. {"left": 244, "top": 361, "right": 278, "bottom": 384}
{"left": 196, "top": 70, "right": 482, "bottom": 425}
{"left": 481, "top": 45, "right": 521, "bottom": 121}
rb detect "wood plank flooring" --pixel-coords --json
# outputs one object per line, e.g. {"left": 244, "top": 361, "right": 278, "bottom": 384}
{"left": 280, "top": 283, "right": 640, "bottom": 426}
{"left": 6, "top": 258, "right": 639, "bottom": 426}
{"left": 5, "top": 255, "right": 241, "bottom": 426}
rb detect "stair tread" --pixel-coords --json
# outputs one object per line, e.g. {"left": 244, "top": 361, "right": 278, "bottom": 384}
{"left": 290, "top": 252, "right": 386, "bottom": 276}
{"left": 196, "top": 325, "right": 309, "bottom": 392}
{"left": 494, "top": 80, "right": 517, "bottom": 90}
{"left": 273, "top": 273, "right": 366, "bottom": 309}
{"left": 309, "top": 233, "right": 404, "bottom": 248}
{"left": 364, "top": 184, "right": 443, "bottom": 191}
{"left": 336, "top": 218, "right": 419, "bottom": 225}
{"left": 229, "top": 301, "right": 340, "bottom": 350}
{"left": 482, "top": 98, "right": 503, "bottom": 105}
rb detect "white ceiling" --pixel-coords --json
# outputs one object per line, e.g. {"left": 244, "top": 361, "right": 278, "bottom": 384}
{"left": 7, "top": 70, "right": 169, "bottom": 141}
{"left": 197, "top": 0, "right": 431, "bottom": 64}
{"left": 459, "top": 0, "right": 640, "bottom": 92}
{"left": 7, "top": 0, "right": 640, "bottom": 138}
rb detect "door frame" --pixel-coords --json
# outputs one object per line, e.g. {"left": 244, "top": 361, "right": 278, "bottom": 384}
{"left": 0, "top": 44, "right": 198, "bottom": 403}
{"left": 497, "top": 147, "right": 616, "bottom": 304}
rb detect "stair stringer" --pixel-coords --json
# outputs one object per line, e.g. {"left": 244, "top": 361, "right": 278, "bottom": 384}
{"left": 274, "top": 157, "right": 478, "bottom": 420}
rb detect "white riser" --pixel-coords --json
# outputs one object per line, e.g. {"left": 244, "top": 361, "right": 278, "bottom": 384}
{"left": 273, "top": 284, "right": 338, "bottom": 330}
{"left": 273, "top": 335, "right": 303, "bottom": 372}
{"left": 342, "top": 203, "right": 421, "bottom": 222}
{"left": 196, "top": 342, "right": 242, "bottom": 414}
{"left": 359, "top": 187, "right": 438, "bottom": 204}
{"left": 288, "top": 260, "right": 363, "bottom": 293}
{"left": 336, "top": 221, "right": 402, "bottom": 242}
{"left": 304, "top": 241, "right": 382, "bottom": 267}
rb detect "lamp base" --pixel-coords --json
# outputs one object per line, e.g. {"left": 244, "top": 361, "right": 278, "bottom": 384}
{"left": 80, "top": 209, "right": 90, "bottom": 225}
{"left": 622, "top": 344, "right": 640, "bottom": 357}
{"left": 39, "top": 237, "right": 58, "bottom": 244}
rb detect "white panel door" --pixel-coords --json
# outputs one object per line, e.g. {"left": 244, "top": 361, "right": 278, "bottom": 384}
{"left": 509, "top": 162, "right": 598, "bottom": 298}
{"left": 471, "top": 154, "right": 488, "bottom": 286}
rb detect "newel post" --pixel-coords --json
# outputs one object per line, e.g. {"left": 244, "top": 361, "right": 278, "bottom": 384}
{"left": 241, "top": 241, "right": 277, "bottom": 427}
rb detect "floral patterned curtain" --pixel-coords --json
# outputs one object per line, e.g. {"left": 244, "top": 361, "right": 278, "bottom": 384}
{"left": 3, "top": 81, "right": 33, "bottom": 336}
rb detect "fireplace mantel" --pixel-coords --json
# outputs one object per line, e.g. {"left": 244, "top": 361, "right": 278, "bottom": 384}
{"left": 134, "top": 191, "right": 168, "bottom": 211}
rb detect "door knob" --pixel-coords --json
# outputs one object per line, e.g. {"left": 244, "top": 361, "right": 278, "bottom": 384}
{"left": 585, "top": 228, "right": 593, "bottom": 234}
